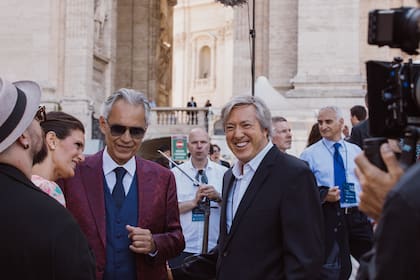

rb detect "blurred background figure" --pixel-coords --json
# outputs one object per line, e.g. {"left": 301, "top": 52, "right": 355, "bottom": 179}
{"left": 350, "top": 105, "right": 367, "bottom": 127}
{"left": 210, "top": 144, "right": 230, "bottom": 168}
{"left": 349, "top": 94, "right": 370, "bottom": 149}
{"left": 204, "top": 99, "right": 212, "bottom": 124}
{"left": 187, "top": 96, "right": 197, "bottom": 124}
{"left": 32, "top": 111, "right": 85, "bottom": 206}
{"left": 307, "top": 123, "right": 322, "bottom": 147}
{"left": 155, "top": 144, "right": 171, "bottom": 168}
{"left": 169, "top": 128, "right": 226, "bottom": 268}
{"left": 204, "top": 99, "right": 212, "bottom": 108}
{"left": 343, "top": 105, "right": 367, "bottom": 139}
{"left": 271, "top": 116, "right": 292, "bottom": 153}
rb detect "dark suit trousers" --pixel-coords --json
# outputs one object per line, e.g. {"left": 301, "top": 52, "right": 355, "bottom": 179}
{"left": 344, "top": 208, "right": 373, "bottom": 261}
{"left": 322, "top": 201, "right": 373, "bottom": 280}
{"left": 339, "top": 208, "right": 373, "bottom": 279}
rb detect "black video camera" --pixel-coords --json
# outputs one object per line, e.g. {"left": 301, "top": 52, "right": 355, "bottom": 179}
{"left": 368, "top": 7, "right": 419, "bottom": 55}
{"left": 364, "top": 6, "right": 420, "bottom": 168}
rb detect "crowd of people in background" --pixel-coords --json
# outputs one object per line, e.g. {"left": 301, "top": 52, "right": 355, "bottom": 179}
{"left": 1, "top": 76, "right": 418, "bottom": 280}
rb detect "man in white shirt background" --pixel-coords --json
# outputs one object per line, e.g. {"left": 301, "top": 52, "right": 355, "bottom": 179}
{"left": 169, "top": 127, "right": 227, "bottom": 267}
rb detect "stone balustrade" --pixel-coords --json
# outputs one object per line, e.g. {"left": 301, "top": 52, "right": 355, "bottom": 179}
{"left": 145, "top": 107, "right": 211, "bottom": 140}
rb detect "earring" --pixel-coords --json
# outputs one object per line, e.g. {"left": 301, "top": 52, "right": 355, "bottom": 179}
{"left": 23, "top": 144, "right": 29, "bottom": 149}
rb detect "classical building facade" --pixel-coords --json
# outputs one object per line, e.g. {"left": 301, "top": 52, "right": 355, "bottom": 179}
{"left": 172, "top": 0, "right": 418, "bottom": 155}
{"left": 0, "top": 0, "right": 176, "bottom": 139}
{"left": 0, "top": 0, "right": 417, "bottom": 156}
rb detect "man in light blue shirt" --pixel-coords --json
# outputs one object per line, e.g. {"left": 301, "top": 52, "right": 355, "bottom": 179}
{"left": 301, "top": 106, "right": 373, "bottom": 280}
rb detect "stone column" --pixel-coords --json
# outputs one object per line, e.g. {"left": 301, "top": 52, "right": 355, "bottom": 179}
{"left": 288, "top": 0, "right": 364, "bottom": 97}
{"left": 61, "top": 0, "right": 95, "bottom": 138}
{"left": 268, "top": 0, "right": 298, "bottom": 91}
{"left": 156, "top": 0, "right": 177, "bottom": 106}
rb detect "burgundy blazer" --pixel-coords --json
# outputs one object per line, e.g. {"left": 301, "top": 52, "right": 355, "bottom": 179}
{"left": 60, "top": 151, "right": 185, "bottom": 280}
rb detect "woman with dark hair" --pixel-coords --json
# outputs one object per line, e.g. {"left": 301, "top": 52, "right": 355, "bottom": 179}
{"left": 307, "top": 123, "right": 322, "bottom": 147}
{"left": 31, "top": 111, "right": 85, "bottom": 206}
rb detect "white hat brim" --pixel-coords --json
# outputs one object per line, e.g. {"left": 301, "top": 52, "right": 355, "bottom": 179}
{"left": 0, "top": 80, "right": 41, "bottom": 153}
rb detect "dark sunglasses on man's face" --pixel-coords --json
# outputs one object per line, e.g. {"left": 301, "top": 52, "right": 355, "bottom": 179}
{"left": 35, "top": 106, "right": 46, "bottom": 123}
{"left": 107, "top": 122, "right": 146, "bottom": 139}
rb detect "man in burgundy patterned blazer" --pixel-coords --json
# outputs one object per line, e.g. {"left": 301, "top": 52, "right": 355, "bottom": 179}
{"left": 60, "top": 89, "right": 184, "bottom": 280}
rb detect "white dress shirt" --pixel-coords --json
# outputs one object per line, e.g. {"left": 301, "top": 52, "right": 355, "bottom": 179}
{"left": 102, "top": 147, "right": 136, "bottom": 195}
{"left": 172, "top": 159, "right": 228, "bottom": 254}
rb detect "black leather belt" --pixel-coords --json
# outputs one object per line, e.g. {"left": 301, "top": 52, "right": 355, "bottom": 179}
{"left": 343, "top": 206, "right": 358, "bottom": 215}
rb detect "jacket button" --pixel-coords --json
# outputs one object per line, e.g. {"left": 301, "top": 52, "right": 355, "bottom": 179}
{"left": 223, "top": 251, "right": 228, "bottom": 257}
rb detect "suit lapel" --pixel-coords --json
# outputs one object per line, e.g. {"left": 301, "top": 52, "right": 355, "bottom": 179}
{"left": 135, "top": 157, "right": 153, "bottom": 228}
{"left": 219, "top": 170, "right": 235, "bottom": 243}
{"left": 81, "top": 152, "right": 107, "bottom": 248}
{"left": 221, "top": 147, "right": 278, "bottom": 251}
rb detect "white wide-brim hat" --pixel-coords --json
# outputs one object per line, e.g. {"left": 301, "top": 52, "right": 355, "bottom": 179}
{"left": 0, "top": 78, "right": 41, "bottom": 153}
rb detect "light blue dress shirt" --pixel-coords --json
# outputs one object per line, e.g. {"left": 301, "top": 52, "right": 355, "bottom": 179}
{"left": 300, "top": 138, "right": 362, "bottom": 208}
{"left": 226, "top": 141, "right": 273, "bottom": 232}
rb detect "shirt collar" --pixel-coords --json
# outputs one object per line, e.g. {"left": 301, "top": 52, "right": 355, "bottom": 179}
{"left": 102, "top": 147, "right": 136, "bottom": 177}
{"left": 186, "top": 157, "right": 213, "bottom": 172}
{"left": 322, "top": 138, "right": 344, "bottom": 149}
{"left": 232, "top": 141, "right": 273, "bottom": 178}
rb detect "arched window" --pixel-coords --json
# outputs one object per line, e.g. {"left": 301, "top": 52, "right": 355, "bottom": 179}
{"left": 199, "top": 46, "right": 211, "bottom": 79}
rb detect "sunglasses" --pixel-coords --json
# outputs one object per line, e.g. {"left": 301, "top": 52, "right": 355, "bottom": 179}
{"left": 35, "top": 106, "right": 46, "bottom": 123}
{"left": 107, "top": 121, "right": 146, "bottom": 139}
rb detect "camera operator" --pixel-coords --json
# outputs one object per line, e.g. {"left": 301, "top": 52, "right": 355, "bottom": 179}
{"left": 354, "top": 143, "right": 420, "bottom": 279}
{"left": 353, "top": 1, "right": 420, "bottom": 278}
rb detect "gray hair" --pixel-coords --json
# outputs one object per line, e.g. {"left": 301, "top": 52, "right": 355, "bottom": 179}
{"left": 272, "top": 116, "right": 288, "bottom": 123}
{"left": 100, "top": 88, "right": 151, "bottom": 125}
{"left": 221, "top": 95, "right": 272, "bottom": 137}
{"left": 318, "top": 106, "right": 343, "bottom": 120}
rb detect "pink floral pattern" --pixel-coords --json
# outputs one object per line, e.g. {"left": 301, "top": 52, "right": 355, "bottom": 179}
{"left": 31, "top": 175, "right": 66, "bottom": 207}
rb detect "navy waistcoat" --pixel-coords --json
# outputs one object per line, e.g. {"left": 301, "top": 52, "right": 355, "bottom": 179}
{"left": 103, "top": 174, "right": 139, "bottom": 280}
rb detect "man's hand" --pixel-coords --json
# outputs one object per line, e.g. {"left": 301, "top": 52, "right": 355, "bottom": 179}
{"left": 325, "top": 186, "right": 340, "bottom": 202}
{"left": 355, "top": 143, "right": 404, "bottom": 220}
{"left": 199, "top": 185, "right": 222, "bottom": 202}
{"left": 126, "top": 225, "right": 156, "bottom": 254}
{"left": 194, "top": 186, "right": 206, "bottom": 205}
{"left": 178, "top": 187, "right": 207, "bottom": 214}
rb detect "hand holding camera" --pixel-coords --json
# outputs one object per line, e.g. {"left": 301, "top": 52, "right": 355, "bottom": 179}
{"left": 355, "top": 143, "right": 404, "bottom": 220}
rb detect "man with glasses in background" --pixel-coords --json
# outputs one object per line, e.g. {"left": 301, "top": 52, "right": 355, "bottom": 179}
{"left": 60, "top": 88, "right": 185, "bottom": 280}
